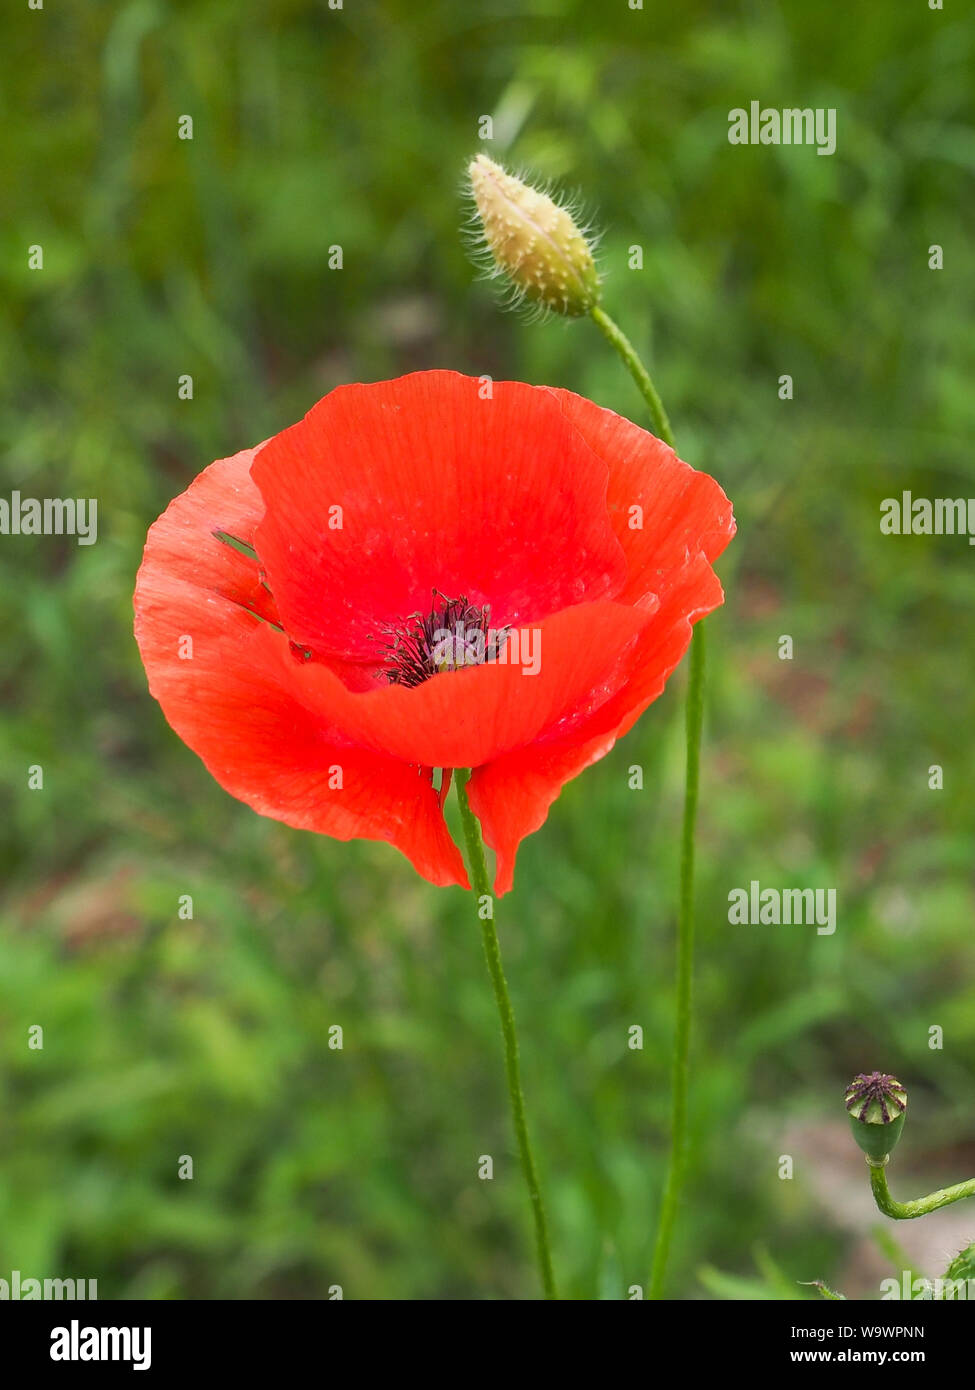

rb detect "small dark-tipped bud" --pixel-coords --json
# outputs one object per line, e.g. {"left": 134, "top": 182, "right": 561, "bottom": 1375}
{"left": 845, "top": 1072, "right": 907, "bottom": 1163}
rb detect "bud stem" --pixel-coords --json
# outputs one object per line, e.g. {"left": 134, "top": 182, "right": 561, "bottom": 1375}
{"left": 589, "top": 305, "right": 675, "bottom": 449}
{"left": 454, "top": 768, "right": 558, "bottom": 1299}
{"left": 586, "top": 302, "right": 704, "bottom": 1300}
{"left": 647, "top": 619, "right": 705, "bottom": 1300}
{"left": 869, "top": 1159, "right": 975, "bottom": 1219}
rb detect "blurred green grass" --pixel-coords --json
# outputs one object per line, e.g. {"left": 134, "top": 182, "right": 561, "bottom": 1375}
{"left": 1, "top": 0, "right": 974, "bottom": 1298}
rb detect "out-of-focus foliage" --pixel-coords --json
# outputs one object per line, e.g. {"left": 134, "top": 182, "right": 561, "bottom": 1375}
{"left": 1, "top": 0, "right": 973, "bottom": 1299}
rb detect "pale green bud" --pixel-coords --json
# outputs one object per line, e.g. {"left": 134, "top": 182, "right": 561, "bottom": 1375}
{"left": 467, "top": 154, "right": 600, "bottom": 317}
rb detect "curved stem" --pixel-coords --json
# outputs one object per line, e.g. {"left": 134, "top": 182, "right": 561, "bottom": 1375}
{"left": 589, "top": 305, "right": 676, "bottom": 448}
{"left": 454, "top": 768, "right": 558, "bottom": 1300}
{"left": 589, "top": 302, "right": 706, "bottom": 1298}
{"left": 869, "top": 1160, "right": 975, "bottom": 1220}
{"left": 649, "top": 621, "right": 706, "bottom": 1298}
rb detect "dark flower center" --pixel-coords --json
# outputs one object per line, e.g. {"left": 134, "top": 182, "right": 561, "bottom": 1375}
{"left": 378, "top": 590, "right": 508, "bottom": 688}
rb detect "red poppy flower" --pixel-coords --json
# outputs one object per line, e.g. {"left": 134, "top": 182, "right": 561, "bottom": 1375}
{"left": 134, "top": 371, "right": 734, "bottom": 893}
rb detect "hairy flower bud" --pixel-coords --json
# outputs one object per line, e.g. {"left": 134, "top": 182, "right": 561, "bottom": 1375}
{"left": 467, "top": 154, "right": 600, "bottom": 317}
{"left": 845, "top": 1072, "right": 907, "bottom": 1163}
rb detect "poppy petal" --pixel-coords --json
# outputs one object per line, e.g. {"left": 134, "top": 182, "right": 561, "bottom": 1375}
{"left": 133, "top": 450, "right": 468, "bottom": 888}
{"left": 250, "top": 371, "right": 629, "bottom": 658}
{"left": 277, "top": 598, "right": 657, "bottom": 771}
{"left": 467, "top": 396, "right": 735, "bottom": 894}
{"left": 467, "top": 575, "right": 718, "bottom": 895}
{"left": 467, "top": 731, "right": 617, "bottom": 896}
{"left": 132, "top": 444, "right": 281, "bottom": 627}
{"left": 552, "top": 388, "right": 735, "bottom": 605}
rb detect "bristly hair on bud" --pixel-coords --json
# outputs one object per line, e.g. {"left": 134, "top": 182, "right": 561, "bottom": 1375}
{"left": 463, "top": 153, "right": 601, "bottom": 320}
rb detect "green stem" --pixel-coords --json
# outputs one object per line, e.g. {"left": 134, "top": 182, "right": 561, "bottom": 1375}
{"left": 589, "top": 304, "right": 676, "bottom": 448}
{"left": 454, "top": 768, "right": 558, "bottom": 1300}
{"left": 588, "top": 301, "right": 707, "bottom": 1298}
{"left": 869, "top": 1160, "right": 975, "bottom": 1220}
{"left": 648, "top": 621, "right": 706, "bottom": 1298}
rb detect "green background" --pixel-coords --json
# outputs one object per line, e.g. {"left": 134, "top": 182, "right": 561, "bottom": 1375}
{"left": 2, "top": 0, "right": 973, "bottom": 1299}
